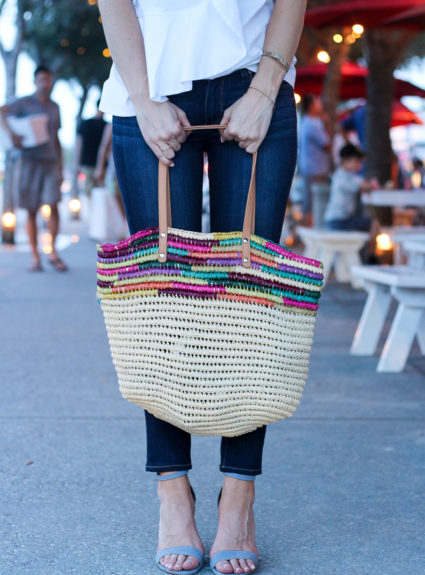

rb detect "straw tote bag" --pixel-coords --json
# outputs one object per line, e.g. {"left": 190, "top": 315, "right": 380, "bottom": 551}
{"left": 97, "top": 125, "right": 324, "bottom": 437}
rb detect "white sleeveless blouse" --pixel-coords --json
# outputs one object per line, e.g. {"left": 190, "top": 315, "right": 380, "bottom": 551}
{"left": 100, "top": 0, "right": 296, "bottom": 116}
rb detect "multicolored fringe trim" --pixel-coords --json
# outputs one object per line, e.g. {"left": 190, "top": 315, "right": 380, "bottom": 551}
{"left": 97, "top": 226, "right": 324, "bottom": 311}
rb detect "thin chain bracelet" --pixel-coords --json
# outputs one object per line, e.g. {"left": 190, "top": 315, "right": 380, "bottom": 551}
{"left": 248, "top": 86, "right": 276, "bottom": 110}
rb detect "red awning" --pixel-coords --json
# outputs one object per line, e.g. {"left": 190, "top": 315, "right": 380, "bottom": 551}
{"left": 339, "top": 101, "right": 423, "bottom": 128}
{"left": 295, "top": 62, "right": 425, "bottom": 100}
{"left": 304, "top": 0, "right": 425, "bottom": 29}
{"left": 382, "top": 5, "right": 425, "bottom": 29}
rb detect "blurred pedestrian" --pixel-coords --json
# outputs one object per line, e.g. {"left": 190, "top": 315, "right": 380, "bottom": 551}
{"left": 98, "top": 0, "right": 306, "bottom": 573}
{"left": 73, "top": 101, "right": 107, "bottom": 197}
{"left": 298, "top": 94, "right": 331, "bottom": 226}
{"left": 93, "top": 123, "right": 125, "bottom": 218}
{"left": 341, "top": 104, "right": 366, "bottom": 151}
{"left": 0, "top": 65, "right": 66, "bottom": 271}
{"left": 325, "top": 144, "right": 379, "bottom": 256}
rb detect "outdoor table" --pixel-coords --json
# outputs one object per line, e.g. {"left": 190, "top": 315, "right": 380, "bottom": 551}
{"left": 402, "top": 239, "right": 425, "bottom": 269}
{"left": 362, "top": 189, "right": 425, "bottom": 207}
{"left": 387, "top": 228, "right": 425, "bottom": 265}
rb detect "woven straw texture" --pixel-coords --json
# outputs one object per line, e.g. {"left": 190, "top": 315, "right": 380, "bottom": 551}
{"left": 97, "top": 226, "right": 323, "bottom": 437}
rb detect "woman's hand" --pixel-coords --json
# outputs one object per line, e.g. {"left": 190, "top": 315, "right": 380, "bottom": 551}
{"left": 93, "top": 166, "right": 105, "bottom": 186}
{"left": 219, "top": 88, "right": 275, "bottom": 154}
{"left": 135, "top": 99, "right": 191, "bottom": 166}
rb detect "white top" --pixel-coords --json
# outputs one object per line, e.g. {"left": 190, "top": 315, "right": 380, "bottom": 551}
{"left": 100, "top": 0, "right": 296, "bottom": 116}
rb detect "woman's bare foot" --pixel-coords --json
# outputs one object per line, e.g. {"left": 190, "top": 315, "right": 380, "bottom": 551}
{"left": 157, "top": 473, "right": 204, "bottom": 572}
{"left": 210, "top": 477, "right": 257, "bottom": 574}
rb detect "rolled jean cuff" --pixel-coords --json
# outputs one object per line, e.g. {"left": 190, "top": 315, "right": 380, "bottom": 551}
{"left": 146, "top": 464, "right": 192, "bottom": 473}
{"left": 219, "top": 465, "right": 261, "bottom": 477}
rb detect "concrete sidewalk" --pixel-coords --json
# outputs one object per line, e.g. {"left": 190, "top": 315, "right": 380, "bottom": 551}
{"left": 1, "top": 232, "right": 424, "bottom": 575}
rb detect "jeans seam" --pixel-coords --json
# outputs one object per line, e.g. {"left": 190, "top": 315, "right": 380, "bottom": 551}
{"left": 204, "top": 81, "right": 210, "bottom": 125}
{"left": 221, "top": 438, "right": 229, "bottom": 470}
{"left": 220, "top": 77, "right": 224, "bottom": 119}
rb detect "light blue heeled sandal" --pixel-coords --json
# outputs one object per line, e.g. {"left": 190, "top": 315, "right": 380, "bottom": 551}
{"left": 156, "top": 470, "right": 204, "bottom": 575}
{"left": 210, "top": 473, "right": 259, "bottom": 575}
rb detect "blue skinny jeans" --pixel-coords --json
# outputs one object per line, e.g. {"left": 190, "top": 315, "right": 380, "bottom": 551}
{"left": 112, "top": 68, "right": 297, "bottom": 476}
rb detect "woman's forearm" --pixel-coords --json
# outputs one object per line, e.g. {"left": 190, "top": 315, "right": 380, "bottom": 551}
{"left": 98, "top": 0, "right": 149, "bottom": 107}
{"left": 254, "top": 0, "right": 307, "bottom": 97}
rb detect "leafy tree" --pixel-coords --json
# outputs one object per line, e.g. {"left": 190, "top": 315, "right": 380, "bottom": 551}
{"left": 22, "top": 0, "right": 110, "bottom": 117}
{"left": 0, "top": 0, "right": 24, "bottom": 100}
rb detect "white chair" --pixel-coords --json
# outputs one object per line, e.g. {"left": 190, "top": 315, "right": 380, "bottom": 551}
{"left": 350, "top": 265, "right": 425, "bottom": 373}
{"left": 297, "top": 227, "right": 369, "bottom": 287}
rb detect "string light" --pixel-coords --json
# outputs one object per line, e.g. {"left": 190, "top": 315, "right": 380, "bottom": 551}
{"left": 317, "top": 50, "right": 331, "bottom": 64}
{"left": 333, "top": 34, "right": 343, "bottom": 44}
{"left": 294, "top": 93, "right": 301, "bottom": 104}
{"left": 352, "top": 24, "right": 364, "bottom": 35}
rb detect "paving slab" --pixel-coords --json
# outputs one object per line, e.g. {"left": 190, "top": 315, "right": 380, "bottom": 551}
{"left": 1, "top": 234, "right": 424, "bottom": 575}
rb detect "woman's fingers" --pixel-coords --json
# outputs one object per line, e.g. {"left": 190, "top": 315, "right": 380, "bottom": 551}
{"left": 135, "top": 101, "right": 193, "bottom": 165}
{"left": 244, "top": 140, "right": 260, "bottom": 154}
{"left": 175, "top": 106, "right": 192, "bottom": 138}
{"left": 220, "top": 107, "right": 233, "bottom": 141}
{"left": 151, "top": 141, "right": 175, "bottom": 166}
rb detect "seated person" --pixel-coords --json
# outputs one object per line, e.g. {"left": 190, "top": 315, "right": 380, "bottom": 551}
{"left": 325, "top": 144, "right": 378, "bottom": 231}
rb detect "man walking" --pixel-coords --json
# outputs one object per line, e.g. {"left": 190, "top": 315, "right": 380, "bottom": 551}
{"left": 299, "top": 94, "right": 331, "bottom": 227}
{"left": 0, "top": 65, "right": 66, "bottom": 271}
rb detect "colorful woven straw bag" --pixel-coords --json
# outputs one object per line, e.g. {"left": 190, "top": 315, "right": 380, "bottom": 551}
{"left": 97, "top": 125, "right": 324, "bottom": 437}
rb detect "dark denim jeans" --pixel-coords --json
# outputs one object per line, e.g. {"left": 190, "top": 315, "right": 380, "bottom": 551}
{"left": 112, "top": 68, "right": 297, "bottom": 475}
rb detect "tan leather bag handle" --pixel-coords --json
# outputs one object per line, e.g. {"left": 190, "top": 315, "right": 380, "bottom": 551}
{"left": 158, "top": 124, "right": 257, "bottom": 268}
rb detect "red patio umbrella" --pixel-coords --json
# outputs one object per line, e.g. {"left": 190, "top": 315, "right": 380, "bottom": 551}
{"left": 304, "top": 0, "right": 425, "bottom": 29}
{"left": 382, "top": 5, "right": 425, "bottom": 29}
{"left": 295, "top": 62, "right": 425, "bottom": 100}
{"left": 338, "top": 101, "right": 423, "bottom": 128}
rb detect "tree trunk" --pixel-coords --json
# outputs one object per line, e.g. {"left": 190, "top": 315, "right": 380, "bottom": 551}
{"left": 364, "top": 30, "right": 397, "bottom": 185}
{"left": 2, "top": 50, "right": 18, "bottom": 100}
{"left": 0, "top": 0, "right": 24, "bottom": 224}
{"left": 77, "top": 86, "right": 90, "bottom": 123}
{"left": 364, "top": 30, "right": 401, "bottom": 226}
{"left": 322, "top": 34, "right": 349, "bottom": 144}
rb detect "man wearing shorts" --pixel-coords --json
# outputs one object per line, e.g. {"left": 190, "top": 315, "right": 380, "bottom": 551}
{"left": 0, "top": 65, "right": 66, "bottom": 271}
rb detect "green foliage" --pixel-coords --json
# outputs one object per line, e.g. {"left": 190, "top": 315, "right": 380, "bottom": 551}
{"left": 22, "top": 0, "right": 110, "bottom": 91}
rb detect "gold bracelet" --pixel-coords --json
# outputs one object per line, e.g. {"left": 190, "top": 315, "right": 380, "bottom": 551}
{"left": 261, "top": 50, "right": 291, "bottom": 74}
{"left": 248, "top": 86, "right": 276, "bottom": 109}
